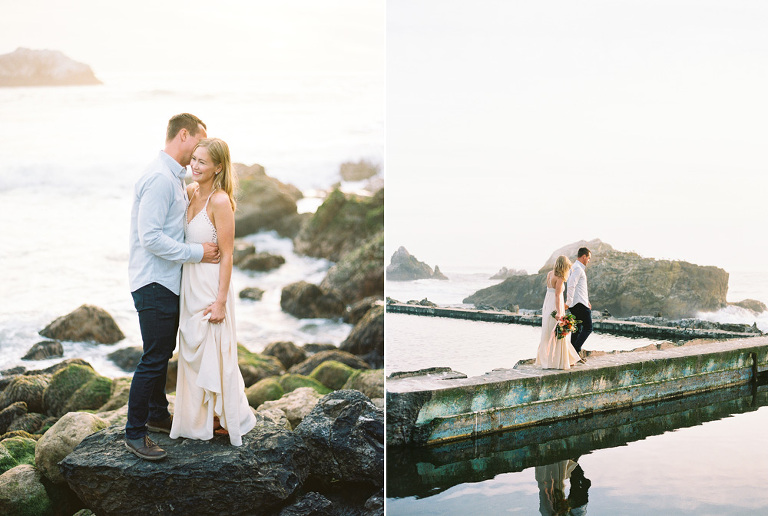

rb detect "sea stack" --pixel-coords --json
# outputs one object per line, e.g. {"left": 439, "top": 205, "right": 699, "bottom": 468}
{"left": 0, "top": 48, "right": 101, "bottom": 87}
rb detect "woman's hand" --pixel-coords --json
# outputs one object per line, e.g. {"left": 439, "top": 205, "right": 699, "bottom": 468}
{"left": 204, "top": 300, "right": 226, "bottom": 324}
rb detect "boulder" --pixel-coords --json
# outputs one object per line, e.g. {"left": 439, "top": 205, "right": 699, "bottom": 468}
{"left": 320, "top": 233, "right": 384, "bottom": 305}
{"left": 343, "top": 297, "right": 383, "bottom": 325}
{"left": 257, "top": 387, "right": 323, "bottom": 429}
{"left": 339, "top": 159, "right": 380, "bottom": 182}
{"left": 97, "top": 377, "right": 132, "bottom": 412}
{"left": 237, "top": 345, "right": 285, "bottom": 387}
{"left": 465, "top": 239, "right": 730, "bottom": 319}
{"left": 301, "top": 343, "right": 338, "bottom": 355}
{"left": 0, "top": 464, "right": 53, "bottom": 516}
{"left": 0, "top": 403, "right": 28, "bottom": 435}
{"left": 245, "top": 377, "right": 284, "bottom": 409}
{"left": 7, "top": 413, "right": 46, "bottom": 434}
{"left": 256, "top": 407, "right": 292, "bottom": 431}
{"left": 107, "top": 346, "right": 143, "bottom": 372}
{"left": 26, "top": 358, "right": 91, "bottom": 376}
{"left": 232, "top": 240, "right": 256, "bottom": 265}
{"left": 490, "top": 267, "right": 528, "bottom": 280}
{"left": 342, "top": 370, "right": 384, "bottom": 399}
{"left": 42, "top": 363, "right": 111, "bottom": 417}
{"left": 278, "top": 374, "right": 332, "bottom": 396}
{"left": 288, "top": 350, "right": 370, "bottom": 376}
{"left": 339, "top": 305, "right": 384, "bottom": 368}
{"left": 278, "top": 491, "right": 335, "bottom": 516}
{"left": 432, "top": 265, "right": 449, "bottom": 280}
{"left": 35, "top": 412, "right": 108, "bottom": 484}
{"left": 0, "top": 47, "right": 101, "bottom": 87}
{"left": 238, "top": 252, "right": 286, "bottom": 272}
{"left": 234, "top": 163, "right": 305, "bottom": 238}
{"left": 60, "top": 421, "right": 310, "bottom": 516}
{"left": 0, "top": 436, "right": 37, "bottom": 475}
{"left": 0, "top": 374, "right": 49, "bottom": 413}
{"left": 294, "top": 390, "right": 383, "bottom": 487}
{"left": 385, "top": 246, "right": 433, "bottom": 281}
{"left": 39, "top": 305, "right": 124, "bottom": 344}
{"left": 239, "top": 287, "right": 265, "bottom": 301}
{"left": 263, "top": 341, "right": 306, "bottom": 370}
{"left": 21, "top": 340, "right": 63, "bottom": 361}
{"left": 309, "top": 361, "right": 357, "bottom": 391}
{"left": 731, "top": 299, "right": 768, "bottom": 313}
{"left": 293, "top": 188, "right": 384, "bottom": 263}
{"left": 280, "top": 281, "right": 345, "bottom": 319}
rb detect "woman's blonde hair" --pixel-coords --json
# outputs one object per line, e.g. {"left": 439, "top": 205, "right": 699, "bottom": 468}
{"left": 553, "top": 255, "right": 572, "bottom": 279}
{"left": 195, "top": 138, "right": 237, "bottom": 211}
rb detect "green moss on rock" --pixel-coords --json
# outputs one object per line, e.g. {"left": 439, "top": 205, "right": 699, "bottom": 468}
{"left": 309, "top": 361, "right": 356, "bottom": 391}
{"left": 245, "top": 378, "right": 285, "bottom": 409}
{"left": 63, "top": 376, "right": 113, "bottom": 414}
{"left": 278, "top": 374, "right": 332, "bottom": 395}
{"left": 237, "top": 345, "right": 284, "bottom": 387}
{"left": 43, "top": 364, "right": 98, "bottom": 417}
{"left": 0, "top": 437, "right": 37, "bottom": 475}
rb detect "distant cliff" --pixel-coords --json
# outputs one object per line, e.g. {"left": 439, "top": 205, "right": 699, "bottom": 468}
{"left": 386, "top": 247, "right": 448, "bottom": 281}
{"left": 464, "top": 239, "right": 730, "bottom": 319}
{"left": 0, "top": 48, "right": 101, "bottom": 87}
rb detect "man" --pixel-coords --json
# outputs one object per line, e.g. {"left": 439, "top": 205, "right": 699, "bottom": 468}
{"left": 125, "top": 113, "right": 219, "bottom": 460}
{"left": 565, "top": 247, "right": 592, "bottom": 361}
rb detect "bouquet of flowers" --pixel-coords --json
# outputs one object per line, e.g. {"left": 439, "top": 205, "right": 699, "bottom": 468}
{"left": 551, "top": 310, "right": 581, "bottom": 340}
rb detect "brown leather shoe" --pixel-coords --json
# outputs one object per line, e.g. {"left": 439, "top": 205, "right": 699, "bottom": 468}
{"left": 125, "top": 435, "right": 167, "bottom": 461}
{"left": 147, "top": 415, "right": 173, "bottom": 434}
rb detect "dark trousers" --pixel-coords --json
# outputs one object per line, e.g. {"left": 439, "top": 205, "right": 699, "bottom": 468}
{"left": 125, "top": 282, "right": 178, "bottom": 439}
{"left": 569, "top": 303, "right": 592, "bottom": 353}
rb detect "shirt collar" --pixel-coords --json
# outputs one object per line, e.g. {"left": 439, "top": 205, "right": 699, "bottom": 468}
{"left": 158, "top": 150, "right": 186, "bottom": 180}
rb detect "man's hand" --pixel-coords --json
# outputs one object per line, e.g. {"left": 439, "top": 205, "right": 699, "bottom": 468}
{"left": 201, "top": 242, "right": 220, "bottom": 263}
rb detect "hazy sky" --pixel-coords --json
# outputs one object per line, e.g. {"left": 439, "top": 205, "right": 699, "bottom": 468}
{"left": 0, "top": 1, "right": 384, "bottom": 76}
{"left": 387, "top": 0, "right": 768, "bottom": 273}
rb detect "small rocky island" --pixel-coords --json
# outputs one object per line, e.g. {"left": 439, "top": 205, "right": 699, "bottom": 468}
{"left": 0, "top": 48, "right": 101, "bottom": 87}
{"left": 386, "top": 247, "right": 448, "bottom": 281}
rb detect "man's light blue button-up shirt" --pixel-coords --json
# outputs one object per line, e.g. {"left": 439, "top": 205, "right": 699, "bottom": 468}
{"left": 128, "top": 151, "right": 204, "bottom": 295}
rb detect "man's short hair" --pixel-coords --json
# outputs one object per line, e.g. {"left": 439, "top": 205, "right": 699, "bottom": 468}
{"left": 577, "top": 247, "right": 591, "bottom": 258}
{"left": 166, "top": 113, "right": 206, "bottom": 142}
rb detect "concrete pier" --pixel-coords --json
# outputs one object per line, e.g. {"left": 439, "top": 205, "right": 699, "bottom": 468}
{"left": 387, "top": 302, "right": 761, "bottom": 340}
{"left": 386, "top": 336, "right": 768, "bottom": 446}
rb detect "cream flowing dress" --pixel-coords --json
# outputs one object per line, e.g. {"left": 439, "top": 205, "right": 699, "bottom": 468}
{"left": 534, "top": 272, "right": 580, "bottom": 370}
{"left": 169, "top": 191, "right": 256, "bottom": 446}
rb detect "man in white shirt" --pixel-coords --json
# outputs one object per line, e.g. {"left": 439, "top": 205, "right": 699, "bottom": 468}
{"left": 565, "top": 247, "right": 592, "bottom": 360}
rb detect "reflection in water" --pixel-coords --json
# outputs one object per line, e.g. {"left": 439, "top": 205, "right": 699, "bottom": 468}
{"left": 536, "top": 459, "right": 590, "bottom": 516}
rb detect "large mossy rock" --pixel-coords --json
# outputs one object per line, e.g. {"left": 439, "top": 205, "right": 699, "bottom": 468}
{"left": 35, "top": 412, "right": 108, "bottom": 485}
{"left": 339, "top": 305, "right": 384, "bottom": 368}
{"left": 0, "top": 374, "right": 49, "bottom": 413}
{"left": 288, "top": 349, "right": 370, "bottom": 376}
{"left": 280, "top": 281, "right": 345, "bottom": 319}
{"left": 0, "top": 403, "right": 28, "bottom": 435}
{"left": 237, "top": 345, "right": 285, "bottom": 387}
{"left": 309, "top": 360, "right": 357, "bottom": 391}
{"left": 97, "top": 377, "right": 132, "bottom": 412}
{"left": 7, "top": 413, "right": 47, "bottom": 434}
{"left": 245, "top": 377, "right": 284, "bottom": 409}
{"left": 42, "top": 364, "right": 112, "bottom": 417}
{"left": 257, "top": 387, "right": 323, "bottom": 429}
{"left": 0, "top": 464, "right": 53, "bottom": 516}
{"left": 293, "top": 188, "right": 384, "bottom": 263}
{"left": 294, "top": 390, "right": 384, "bottom": 487}
{"left": 0, "top": 436, "right": 37, "bottom": 475}
{"left": 385, "top": 246, "right": 434, "bottom": 281}
{"left": 39, "top": 305, "right": 125, "bottom": 344}
{"left": 278, "top": 374, "right": 332, "bottom": 396}
{"left": 234, "top": 163, "right": 305, "bottom": 238}
{"left": 262, "top": 341, "right": 306, "bottom": 370}
{"left": 464, "top": 239, "right": 730, "bottom": 319}
{"left": 342, "top": 370, "right": 384, "bottom": 399}
{"left": 60, "top": 421, "right": 310, "bottom": 516}
{"left": 321, "top": 232, "right": 384, "bottom": 305}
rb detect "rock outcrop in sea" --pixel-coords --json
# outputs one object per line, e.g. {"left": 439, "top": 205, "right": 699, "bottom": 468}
{"left": 490, "top": 266, "right": 527, "bottom": 280}
{"left": 39, "top": 305, "right": 124, "bottom": 345}
{"left": 0, "top": 48, "right": 101, "bottom": 87}
{"left": 464, "top": 239, "right": 731, "bottom": 319}
{"left": 386, "top": 246, "right": 448, "bottom": 281}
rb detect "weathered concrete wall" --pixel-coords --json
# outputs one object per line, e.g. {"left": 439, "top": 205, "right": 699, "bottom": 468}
{"left": 386, "top": 303, "right": 760, "bottom": 340}
{"left": 386, "top": 337, "right": 768, "bottom": 446}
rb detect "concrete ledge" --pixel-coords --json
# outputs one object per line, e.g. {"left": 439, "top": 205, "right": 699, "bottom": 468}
{"left": 386, "top": 337, "right": 768, "bottom": 446}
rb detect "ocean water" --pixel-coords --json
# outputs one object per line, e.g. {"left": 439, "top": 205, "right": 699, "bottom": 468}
{"left": 0, "top": 71, "right": 383, "bottom": 378}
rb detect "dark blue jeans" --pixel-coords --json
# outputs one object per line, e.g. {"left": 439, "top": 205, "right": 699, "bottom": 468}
{"left": 569, "top": 303, "right": 593, "bottom": 353}
{"left": 126, "top": 283, "right": 178, "bottom": 440}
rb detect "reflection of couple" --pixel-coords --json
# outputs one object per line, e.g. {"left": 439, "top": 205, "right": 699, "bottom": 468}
{"left": 125, "top": 113, "right": 255, "bottom": 460}
{"left": 535, "top": 248, "right": 593, "bottom": 370}
{"left": 535, "top": 459, "right": 591, "bottom": 515}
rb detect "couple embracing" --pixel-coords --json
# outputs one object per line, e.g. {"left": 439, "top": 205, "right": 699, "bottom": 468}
{"left": 535, "top": 247, "right": 593, "bottom": 370}
{"left": 125, "top": 113, "right": 256, "bottom": 460}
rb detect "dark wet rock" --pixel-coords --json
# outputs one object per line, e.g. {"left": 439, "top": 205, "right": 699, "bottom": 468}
{"left": 237, "top": 345, "right": 285, "bottom": 387}
{"left": 107, "top": 347, "right": 143, "bottom": 372}
{"left": 343, "top": 297, "right": 383, "bottom": 325}
{"left": 320, "top": 233, "right": 384, "bottom": 305}
{"left": 339, "top": 159, "right": 380, "bottom": 182}
{"left": 301, "top": 343, "right": 337, "bottom": 355}
{"left": 39, "top": 304, "right": 125, "bottom": 344}
{"left": 340, "top": 305, "right": 384, "bottom": 368}
{"left": 362, "top": 489, "right": 384, "bottom": 516}
{"left": 289, "top": 350, "right": 370, "bottom": 376}
{"left": 0, "top": 47, "right": 101, "bottom": 87}
{"left": 61, "top": 421, "right": 310, "bottom": 515}
{"left": 278, "top": 491, "right": 335, "bottom": 516}
{"left": 293, "top": 188, "right": 384, "bottom": 263}
{"left": 0, "top": 402, "right": 27, "bottom": 435}
{"left": 239, "top": 252, "right": 286, "bottom": 272}
{"left": 232, "top": 240, "right": 256, "bottom": 265}
{"left": 0, "top": 375, "right": 49, "bottom": 413}
{"left": 386, "top": 246, "right": 434, "bottom": 281}
{"left": 42, "top": 363, "right": 111, "bottom": 417}
{"left": 239, "top": 287, "right": 265, "bottom": 301}
{"left": 263, "top": 341, "right": 306, "bottom": 370}
{"left": 490, "top": 266, "right": 528, "bottom": 280}
{"left": 295, "top": 390, "right": 384, "bottom": 487}
{"left": 281, "top": 281, "right": 345, "bottom": 319}
{"left": 465, "top": 239, "right": 730, "bottom": 319}
{"left": 234, "top": 163, "right": 305, "bottom": 238}
{"left": 21, "top": 340, "right": 63, "bottom": 361}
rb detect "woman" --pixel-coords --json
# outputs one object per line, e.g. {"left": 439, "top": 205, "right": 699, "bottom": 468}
{"left": 170, "top": 138, "right": 256, "bottom": 446}
{"left": 535, "top": 255, "right": 581, "bottom": 370}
